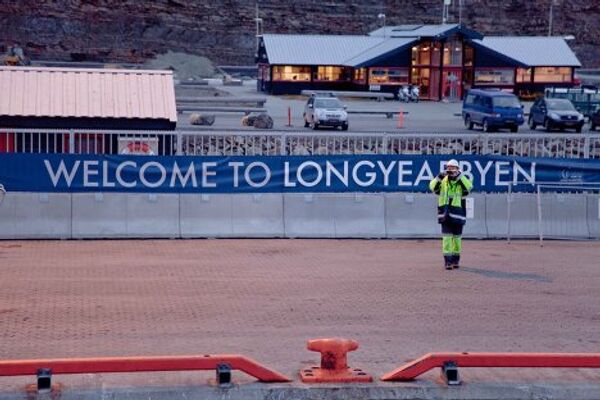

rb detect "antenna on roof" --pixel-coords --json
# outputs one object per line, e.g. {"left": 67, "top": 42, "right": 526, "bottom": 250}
{"left": 442, "top": 0, "right": 451, "bottom": 24}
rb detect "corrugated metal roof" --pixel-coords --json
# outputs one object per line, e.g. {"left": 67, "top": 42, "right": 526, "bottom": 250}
{"left": 262, "top": 34, "right": 389, "bottom": 65}
{"left": 370, "top": 24, "right": 460, "bottom": 38}
{"left": 474, "top": 37, "right": 581, "bottom": 67}
{"left": 0, "top": 66, "right": 177, "bottom": 122}
{"left": 344, "top": 38, "right": 417, "bottom": 67}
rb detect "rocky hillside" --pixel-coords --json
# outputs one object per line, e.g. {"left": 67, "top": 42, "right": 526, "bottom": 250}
{"left": 1, "top": 0, "right": 598, "bottom": 67}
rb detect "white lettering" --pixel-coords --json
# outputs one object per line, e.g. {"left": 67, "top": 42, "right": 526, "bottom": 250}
{"left": 228, "top": 162, "right": 244, "bottom": 187}
{"left": 44, "top": 160, "right": 80, "bottom": 187}
{"left": 459, "top": 161, "right": 474, "bottom": 182}
{"left": 397, "top": 161, "right": 413, "bottom": 186}
{"left": 116, "top": 161, "right": 137, "bottom": 188}
{"left": 202, "top": 162, "right": 217, "bottom": 188}
{"left": 513, "top": 161, "right": 536, "bottom": 185}
{"left": 170, "top": 162, "right": 197, "bottom": 188}
{"left": 352, "top": 160, "right": 376, "bottom": 187}
{"left": 284, "top": 162, "right": 296, "bottom": 187}
{"left": 140, "top": 161, "right": 167, "bottom": 188}
{"left": 495, "top": 161, "right": 511, "bottom": 186}
{"left": 325, "top": 161, "right": 348, "bottom": 187}
{"left": 415, "top": 161, "right": 434, "bottom": 186}
{"left": 377, "top": 160, "right": 396, "bottom": 186}
{"left": 297, "top": 161, "right": 323, "bottom": 188}
{"left": 83, "top": 160, "right": 99, "bottom": 188}
{"left": 474, "top": 161, "right": 493, "bottom": 186}
{"left": 102, "top": 161, "right": 115, "bottom": 187}
{"left": 245, "top": 161, "right": 271, "bottom": 188}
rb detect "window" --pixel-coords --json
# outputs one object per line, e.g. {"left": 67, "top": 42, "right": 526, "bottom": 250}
{"left": 443, "top": 38, "right": 462, "bottom": 66}
{"left": 411, "top": 42, "right": 432, "bottom": 66}
{"left": 493, "top": 96, "right": 521, "bottom": 108}
{"left": 272, "top": 66, "right": 311, "bottom": 81}
{"left": 354, "top": 68, "right": 367, "bottom": 83}
{"left": 368, "top": 68, "right": 409, "bottom": 85}
{"left": 465, "top": 94, "right": 475, "bottom": 105}
{"left": 315, "top": 66, "right": 347, "bottom": 81}
{"left": 516, "top": 68, "right": 532, "bottom": 83}
{"left": 534, "top": 67, "right": 572, "bottom": 83}
{"left": 464, "top": 45, "right": 474, "bottom": 67}
{"left": 474, "top": 69, "right": 514, "bottom": 85}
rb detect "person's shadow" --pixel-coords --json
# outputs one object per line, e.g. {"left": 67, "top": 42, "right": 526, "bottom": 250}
{"left": 458, "top": 267, "right": 552, "bottom": 283}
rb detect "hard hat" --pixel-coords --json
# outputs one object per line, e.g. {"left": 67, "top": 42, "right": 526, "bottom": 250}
{"left": 446, "top": 159, "right": 459, "bottom": 168}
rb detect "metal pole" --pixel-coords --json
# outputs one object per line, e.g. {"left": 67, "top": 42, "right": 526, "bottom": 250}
{"left": 507, "top": 183, "right": 512, "bottom": 243}
{"left": 537, "top": 185, "right": 544, "bottom": 246}
{"left": 548, "top": 1, "right": 554, "bottom": 36}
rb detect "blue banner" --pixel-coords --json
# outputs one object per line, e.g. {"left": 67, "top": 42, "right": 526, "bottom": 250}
{"left": 1, "top": 153, "right": 600, "bottom": 193}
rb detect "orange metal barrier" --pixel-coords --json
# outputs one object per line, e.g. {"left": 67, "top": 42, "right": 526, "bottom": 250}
{"left": 0, "top": 354, "right": 291, "bottom": 383}
{"left": 381, "top": 352, "right": 600, "bottom": 382}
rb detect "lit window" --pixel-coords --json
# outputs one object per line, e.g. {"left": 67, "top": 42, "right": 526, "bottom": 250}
{"left": 354, "top": 68, "right": 367, "bottom": 83}
{"left": 516, "top": 68, "right": 532, "bottom": 83}
{"left": 368, "top": 68, "right": 409, "bottom": 85}
{"left": 474, "top": 69, "right": 514, "bottom": 85}
{"left": 272, "top": 66, "right": 311, "bottom": 81}
{"left": 315, "top": 66, "right": 347, "bottom": 81}
{"left": 533, "top": 67, "right": 572, "bottom": 83}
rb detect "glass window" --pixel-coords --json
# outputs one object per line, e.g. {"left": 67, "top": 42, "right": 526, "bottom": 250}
{"left": 464, "top": 45, "right": 474, "bottom": 67}
{"left": 354, "top": 68, "right": 367, "bottom": 83}
{"left": 546, "top": 99, "right": 575, "bottom": 111}
{"left": 443, "top": 38, "right": 462, "bottom": 66}
{"left": 411, "top": 42, "right": 431, "bottom": 66}
{"left": 465, "top": 94, "right": 475, "bottom": 104}
{"left": 368, "top": 68, "right": 409, "bottom": 85}
{"left": 516, "top": 68, "right": 532, "bottom": 83}
{"left": 272, "top": 66, "right": 310, "bottom": 81}
{"left": 314, "top": 98, "right": 343, "bottom": 108}
{"left": 534, "top": 67, "right": 572, "bottom": 83}
{"left": 316, "top": 66, "right": 346, "bottom": 81}
{"left": 474, "top": 69, "right": 514, "bottom": 85}
{"left": 493, "top": 96, "right": 521, "bottom": 108}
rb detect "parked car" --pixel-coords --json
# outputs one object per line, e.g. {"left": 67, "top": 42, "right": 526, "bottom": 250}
{"left": 590, "top": 106, "right": 600, "bottom": 131}
{"left": 462, "top": 89, "right": 524, "bottom": 132}
{"left": 529, "top": 98, "right": 585, "bottom": 133}
{"left": 303, "top": 95, "right": 349, "bottom": 130}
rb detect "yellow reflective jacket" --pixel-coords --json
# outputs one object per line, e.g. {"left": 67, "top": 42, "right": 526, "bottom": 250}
{"left": 429, "top": 174, "right": 473, "bottom": 225}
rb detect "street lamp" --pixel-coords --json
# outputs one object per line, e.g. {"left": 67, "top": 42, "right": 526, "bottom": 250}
{"left": 378, "top": 13, "right": 386, "bottom": 37}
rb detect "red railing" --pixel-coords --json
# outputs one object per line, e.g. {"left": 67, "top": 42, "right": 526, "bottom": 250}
{"left": 381, "top": 352, "right": 600, "bottom": 381}
{"left": 0, "top": 354, "right": 290, "bottom": 383}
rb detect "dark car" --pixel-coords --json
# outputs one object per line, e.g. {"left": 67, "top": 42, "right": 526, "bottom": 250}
{"left": 590, "top": 107, "right": 600, "bottom": 131}
{"left": 529, "top": 98, "right": 585, "bottom": 133}
{"left": 462, "top": 89, "right": 524, "bottom": 132}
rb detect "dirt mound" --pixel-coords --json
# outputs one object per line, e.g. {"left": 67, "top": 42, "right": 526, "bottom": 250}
{"left": 145, "top": 51, "right": 218, "bottom": 81}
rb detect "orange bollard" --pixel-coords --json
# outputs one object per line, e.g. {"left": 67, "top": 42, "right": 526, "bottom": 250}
{"left": 300, "top": 338, "right": 373, "bottom": 383}
{"left": 397, "top": 106, "right": 405, "bottom": 129}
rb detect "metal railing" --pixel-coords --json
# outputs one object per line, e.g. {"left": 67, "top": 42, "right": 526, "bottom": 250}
{"left": 2, "top": 129, "right": 600, "bottom": 158}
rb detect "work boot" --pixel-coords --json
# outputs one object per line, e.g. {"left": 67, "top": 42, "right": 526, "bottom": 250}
{"left": 444, "top": 255, "right": 453, "bottom": 270}
{"left": 452, "top": 255, "right": 460, "bottom": 269}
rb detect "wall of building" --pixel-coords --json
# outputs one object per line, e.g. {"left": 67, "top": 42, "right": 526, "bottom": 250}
{"left": 0, "top": 1, "right": 597, "bottom": 67}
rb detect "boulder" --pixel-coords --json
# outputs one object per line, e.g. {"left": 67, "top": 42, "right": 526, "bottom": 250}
{"left": 189, "top": 113, "right": 215, "bottom": 126}
{"left": 253, "top": 113, "right": 274, "bottom": 129}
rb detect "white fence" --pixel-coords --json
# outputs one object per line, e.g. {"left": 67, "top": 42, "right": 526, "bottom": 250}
{"left": 2, "top": 129, "right": 600, "bottom": 158}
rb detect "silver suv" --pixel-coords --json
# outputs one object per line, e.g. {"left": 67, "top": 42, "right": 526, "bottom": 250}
{"left": 303, "top": 95, "right": 349, "bottom": 130}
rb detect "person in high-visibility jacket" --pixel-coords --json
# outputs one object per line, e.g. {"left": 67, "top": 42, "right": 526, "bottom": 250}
{"left": 429, "top": 159, "right": 473, "bottom": 270}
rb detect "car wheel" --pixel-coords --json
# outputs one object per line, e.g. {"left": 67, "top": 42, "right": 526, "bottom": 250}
{"left": 483, "top": 119, "right": 492, "bottom": 133}
{"left": 311, "top": 119, "right": 319, "bottom": 130}
{"left": 464, "top": 115, "right": 473, "bottom": 130}
{"left": 544, "top": 118, "right": 552, "bottom": 132}
{"left": 575, "top": 125, "right": 583, "bottom": 133}
{"left": 303, "top": 114, "right": 309, "bottom": 128}
{"left": 341, "top": 123, "right": 348, "bottom": 131}
{"left": 592, "top": 123, "right": 597, "bottom": 131}
{"left": 510, "top": 125, "right": 518, "bottom": 133}
{"left": 528, "top": 115, "right": 537, "bottom": 130}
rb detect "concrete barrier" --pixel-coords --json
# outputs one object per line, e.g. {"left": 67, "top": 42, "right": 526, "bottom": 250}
{"left": 126, "top": 193, "right": 180, "bottom": 238}
{"left": 72, "top": 193, "right": 127, "bottom": 238}
{"left": 283, "top": 193, "right": 336, "bottom": 238}
{"left": 587, "top": 195, "right": 600, "bottom": 239}
{"left": 540, "top": 193, "right": 589, "bottom": 239}
{"left": 231, "top": 194, "right": 284, "bottom": 237}
{"left": 333, "top": 193, "right": 386, "bottom": 238}
{"left": 385, "top": 193, "right": 439, "bottom": 238}
{"left": 0, "top": 192, "right": 71, "bottom": 239}
{"left": 180, "top": 194, "right": 234, "bottom": 237}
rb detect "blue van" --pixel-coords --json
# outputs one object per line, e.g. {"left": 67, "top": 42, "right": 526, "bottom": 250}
{"left": 462, "top": 89, "right": 524, "bottom": 132}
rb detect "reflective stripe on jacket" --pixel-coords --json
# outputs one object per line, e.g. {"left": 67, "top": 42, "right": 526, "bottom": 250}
{"left": 429, "top": 175, "right": 473, "bottom": 225}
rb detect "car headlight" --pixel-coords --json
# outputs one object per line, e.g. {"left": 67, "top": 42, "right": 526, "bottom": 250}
{"left": 341, "top": 111, "right": 348, "bottom": 119}
{"left": 517, "top": 113, "right": 523, "bottom": 119}
{"left": 549, "top": 112, "right": 560, "bottom": 120}
{"left": 577, "top": 114, "right": 584, "bottom": 120}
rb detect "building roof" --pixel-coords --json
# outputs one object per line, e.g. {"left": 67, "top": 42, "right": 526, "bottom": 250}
{"left": 0, "top": 66, "right": 177, "bottom": 123}
{"left": 473, "top": 37, "right": 581, "bottom": 67}
{"left": 262, "top": 34, "right": 415, "bottom": 67}
{"left": 369, "top": 24, "right": 483, "bottom": 40}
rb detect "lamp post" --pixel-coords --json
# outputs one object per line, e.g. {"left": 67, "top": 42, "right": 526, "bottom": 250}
{"left": 378, "top": 13, "right": 386, "bottom": 37}
{"left": 548, "top": 0, "right": 559, "bottom": 36}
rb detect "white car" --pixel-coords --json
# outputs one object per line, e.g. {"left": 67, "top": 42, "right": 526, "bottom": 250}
{"left": 303, "top": 95, "right": 348, "bottom": 130}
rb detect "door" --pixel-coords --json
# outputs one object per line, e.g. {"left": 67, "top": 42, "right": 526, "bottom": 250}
{"left": 442, "top": 69, "right": 462, "bottom": 101}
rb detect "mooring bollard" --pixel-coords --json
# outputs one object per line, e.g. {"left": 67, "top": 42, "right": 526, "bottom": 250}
{"left": 300, "top": 338, "right": 372, "bottom": 383}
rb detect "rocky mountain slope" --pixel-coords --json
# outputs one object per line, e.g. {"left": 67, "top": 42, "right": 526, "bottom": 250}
{"left": 0, "top": 0, "right": 597, "bottom": 67}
